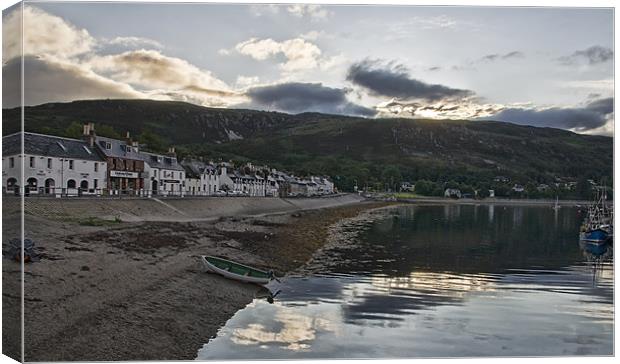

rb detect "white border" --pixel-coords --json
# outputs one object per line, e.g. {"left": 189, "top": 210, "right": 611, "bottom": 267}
{"left": 0, "top": 2, "right": 616, "bottom": 364}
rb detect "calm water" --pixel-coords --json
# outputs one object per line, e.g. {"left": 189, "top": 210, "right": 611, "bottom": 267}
{"left": 196, "top": 205, "right": 614, "bottom": 359}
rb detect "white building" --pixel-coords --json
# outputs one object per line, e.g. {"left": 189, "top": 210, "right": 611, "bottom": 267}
{"left": 2, "top": 132, "right": 108, "bottom": 196}
{"left": 139, "top": 149, "right": 186, "bottom": 196}
{"left": 181, "top": 159, "right": 220, "bottom": 196}
{"left": 444, "top": 188, "right": 462, "bottom": 198}
{"left": 202, "top": 164, "right": 220, "bottom": 195}
{"left": 311, "top": 176, "right": 335, "bottom": 195}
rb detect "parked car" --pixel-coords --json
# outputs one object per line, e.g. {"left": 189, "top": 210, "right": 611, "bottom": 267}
{"left": 215, "top": 190, "right": 228, "bottom": 197}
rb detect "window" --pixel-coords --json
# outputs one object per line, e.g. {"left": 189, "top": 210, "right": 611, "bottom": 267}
{"left": 69, "top": 160, "right": 74, "bottom": 170}
{"left": 67, "top": 179, "right": 76, "bottom": 188}
{"left": 9, "top": 157, "right": 14, "bottom": 168}
{"left": 29, "top": 157, "right": 35, "bottom": 168}
{"left": 93, "top": 179, "right": 98, "bottom": 189}
{"left": 94, "top": 163, "right": 98, "bottom": 172}
{"left": 47, "top": 158, "right": 52, "bottom": 169}
{"left": 180, "top": 172, "right": 183, "bottom": 179}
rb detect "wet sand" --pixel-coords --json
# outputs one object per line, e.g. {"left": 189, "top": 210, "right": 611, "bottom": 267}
{"left": 2, "top": 198, "right": 388, "bottom": 361}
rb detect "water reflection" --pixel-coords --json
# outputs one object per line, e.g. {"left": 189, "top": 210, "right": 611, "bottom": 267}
{"left": 197, "top": 205, "right": 613, "bottom": 360}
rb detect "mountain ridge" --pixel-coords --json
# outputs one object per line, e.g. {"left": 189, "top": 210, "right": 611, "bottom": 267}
{"left": 3, "top": 99, "right": 613, "bottom": 195}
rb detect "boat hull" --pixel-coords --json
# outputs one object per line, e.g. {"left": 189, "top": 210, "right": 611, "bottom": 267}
{"left": 200, "top": 256, "right": 272, "bottom": 285}
{"left": 579, "top": 229, "right": 610, "bottom": 244}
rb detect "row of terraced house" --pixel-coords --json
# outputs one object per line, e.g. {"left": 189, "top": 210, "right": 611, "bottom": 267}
{"left": 1, "top": 123, "right": 335, "bottom": 198}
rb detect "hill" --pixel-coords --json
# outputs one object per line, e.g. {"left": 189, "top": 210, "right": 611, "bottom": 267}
{"left": 3, "top": 99, "right": 613, "bottom": 196}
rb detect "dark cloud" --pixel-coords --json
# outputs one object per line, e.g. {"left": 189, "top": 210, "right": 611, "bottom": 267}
{"left": 483, "top": 98, "right": 613, "bottom": 132}
{"left": 585, "top": 97, "right": 613, "bottom": 115}
{"left": 244, "top": 82, "right": 376, "bottom": 117}
{"left": 502, "top": 51, "right": 524, "bottom": 59}
{"left": 558, "top": 46, "right": 613, "bottom": 65}
{"left": 480, "top": 51, "right": 524, "bottom": 62}
{"left": 481, "top": 54, "right": 500, "bottom": 62}
{"left": 3, "top": 56, "right": 142, "bottom": 108}
{"left": 346, "top": 59, "right": 473, "bottom": 101}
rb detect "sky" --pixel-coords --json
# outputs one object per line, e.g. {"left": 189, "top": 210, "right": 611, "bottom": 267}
{"left": 1, "top": 1, "right": 614, "bottom": 135}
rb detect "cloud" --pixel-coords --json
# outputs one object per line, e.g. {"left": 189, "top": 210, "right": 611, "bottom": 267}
{"left": 235, "top": 75, "right": 261, "bottom": 88}
{"left": 558, "top": 46, "right": 613, "bottom": 65}
{"left": 483, "top": 98, "right": 614, "bottom": 132}
{"left": 479, "top": 51, "right": 524, "bottom": 62}
{"left": 299, "top": 30, "right": 323, "bottom": 41}
{"left": 406, "top": 15, "right": 458, "bottom": 29}
{"left": 1, "top": 6, "right": 243, "bottom": 108}
{"left": 347, "top": 59, "right": 474, "bottom": 102}
{"left": 287, "top": 5, "right": 331, "bottom": 21}
{"left": 584, "top": 97, "right": 613, "bottom": 115}
{"left": 376, "top": 98, "right": 505, "bottom": 119}
{"left": 3, "top": 5, "right": 94, "bottom": 62}
{"left": 244, "top": 82, "right": 376, "bottom": 117}
{"left": 101, "top": 36, "right": 164, "bottom": 49}
{"left": 502, "top": 51, "right": 524, "bottom": 59}
{"left": 385, "top": 15, "right": 478, "bottom": 40}
{"left": 3, "top": 56, "right": 144, "bottom": 108}
{"left": 231, "top": 37, "right": 324, "bottom": 72}
{"left": 248, "top": 4, "right": 281, "bottom": 17}
{"left": 87, "top": 49, "right": 238, "bottom": 106}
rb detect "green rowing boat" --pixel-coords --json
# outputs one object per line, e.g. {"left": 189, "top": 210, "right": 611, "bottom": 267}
{"left": 200, "top": 255, "right": 273, "bottom": 284}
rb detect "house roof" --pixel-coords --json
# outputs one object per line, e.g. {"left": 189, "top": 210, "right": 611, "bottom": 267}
{"left": 3, "top": 132, "right": 105, "bottom": 162}
{"left": 180, "top": 159, "right": 217, "bottom": 178}
{"left": 138, "top": 151, "right": 184, "bottom": 171}
{"left": 93, "top": 136, "right": 142, "bottom": 160}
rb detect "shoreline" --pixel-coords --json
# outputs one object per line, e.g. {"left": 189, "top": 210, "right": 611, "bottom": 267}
{"left": 373, "top": 197, "right": 600, "bottom": 206}
{"left": 3, "top": 197, "right": 390, "bottom": 361}
{"left": 2, "top": 195, "right": 599, "bottom": 361}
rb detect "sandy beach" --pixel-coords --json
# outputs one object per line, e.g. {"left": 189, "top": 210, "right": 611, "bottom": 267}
{"left": 2, "top": 196, "right": 387, "bottom": 361}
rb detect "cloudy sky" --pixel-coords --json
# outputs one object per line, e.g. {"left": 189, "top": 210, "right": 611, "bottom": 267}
{"left": 2, "top": 2, "right": 614, "bottom": 135}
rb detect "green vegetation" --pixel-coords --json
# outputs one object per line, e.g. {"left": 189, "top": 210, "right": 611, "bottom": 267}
{"left": 392, "top": 192, "right": 423, "bottom": 199}
{"left": 4, "top": 99, "right": 612, "bottom": 199}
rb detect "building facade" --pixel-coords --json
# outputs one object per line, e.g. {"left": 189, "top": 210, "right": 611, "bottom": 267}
{"left": 84, "top": 124, "right": 146, "bottom": 195}
{"left": 2, "top": 132, "right": 108, "bottom": 196}
{"left": 140, "top": 149, "right": 185, "bottom": 196}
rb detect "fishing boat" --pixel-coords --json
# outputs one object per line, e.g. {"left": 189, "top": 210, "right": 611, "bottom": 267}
{"left": 200, "top": 255, "right": 275, "bottom": 285}
{"left": 580, "top": 188, "right": 613, "bottom": 244}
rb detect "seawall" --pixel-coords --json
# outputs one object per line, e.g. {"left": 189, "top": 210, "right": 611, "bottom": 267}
{"left": 15, "top": 194, "right": 365, "bottom": 222}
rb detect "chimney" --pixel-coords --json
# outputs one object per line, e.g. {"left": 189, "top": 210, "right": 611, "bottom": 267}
{"left": 167, "top": 147, "right": 176, "bottom": 156}
{"left": 83, "top": 122, "right": 96, "bottom": 147}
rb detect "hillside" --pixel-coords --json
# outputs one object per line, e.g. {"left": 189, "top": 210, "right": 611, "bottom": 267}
{"left": 3, "top": 99, "right": 613, "bottom": 195}
{"left": 2, "top": 99, "right": 302, "bottom": 144}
